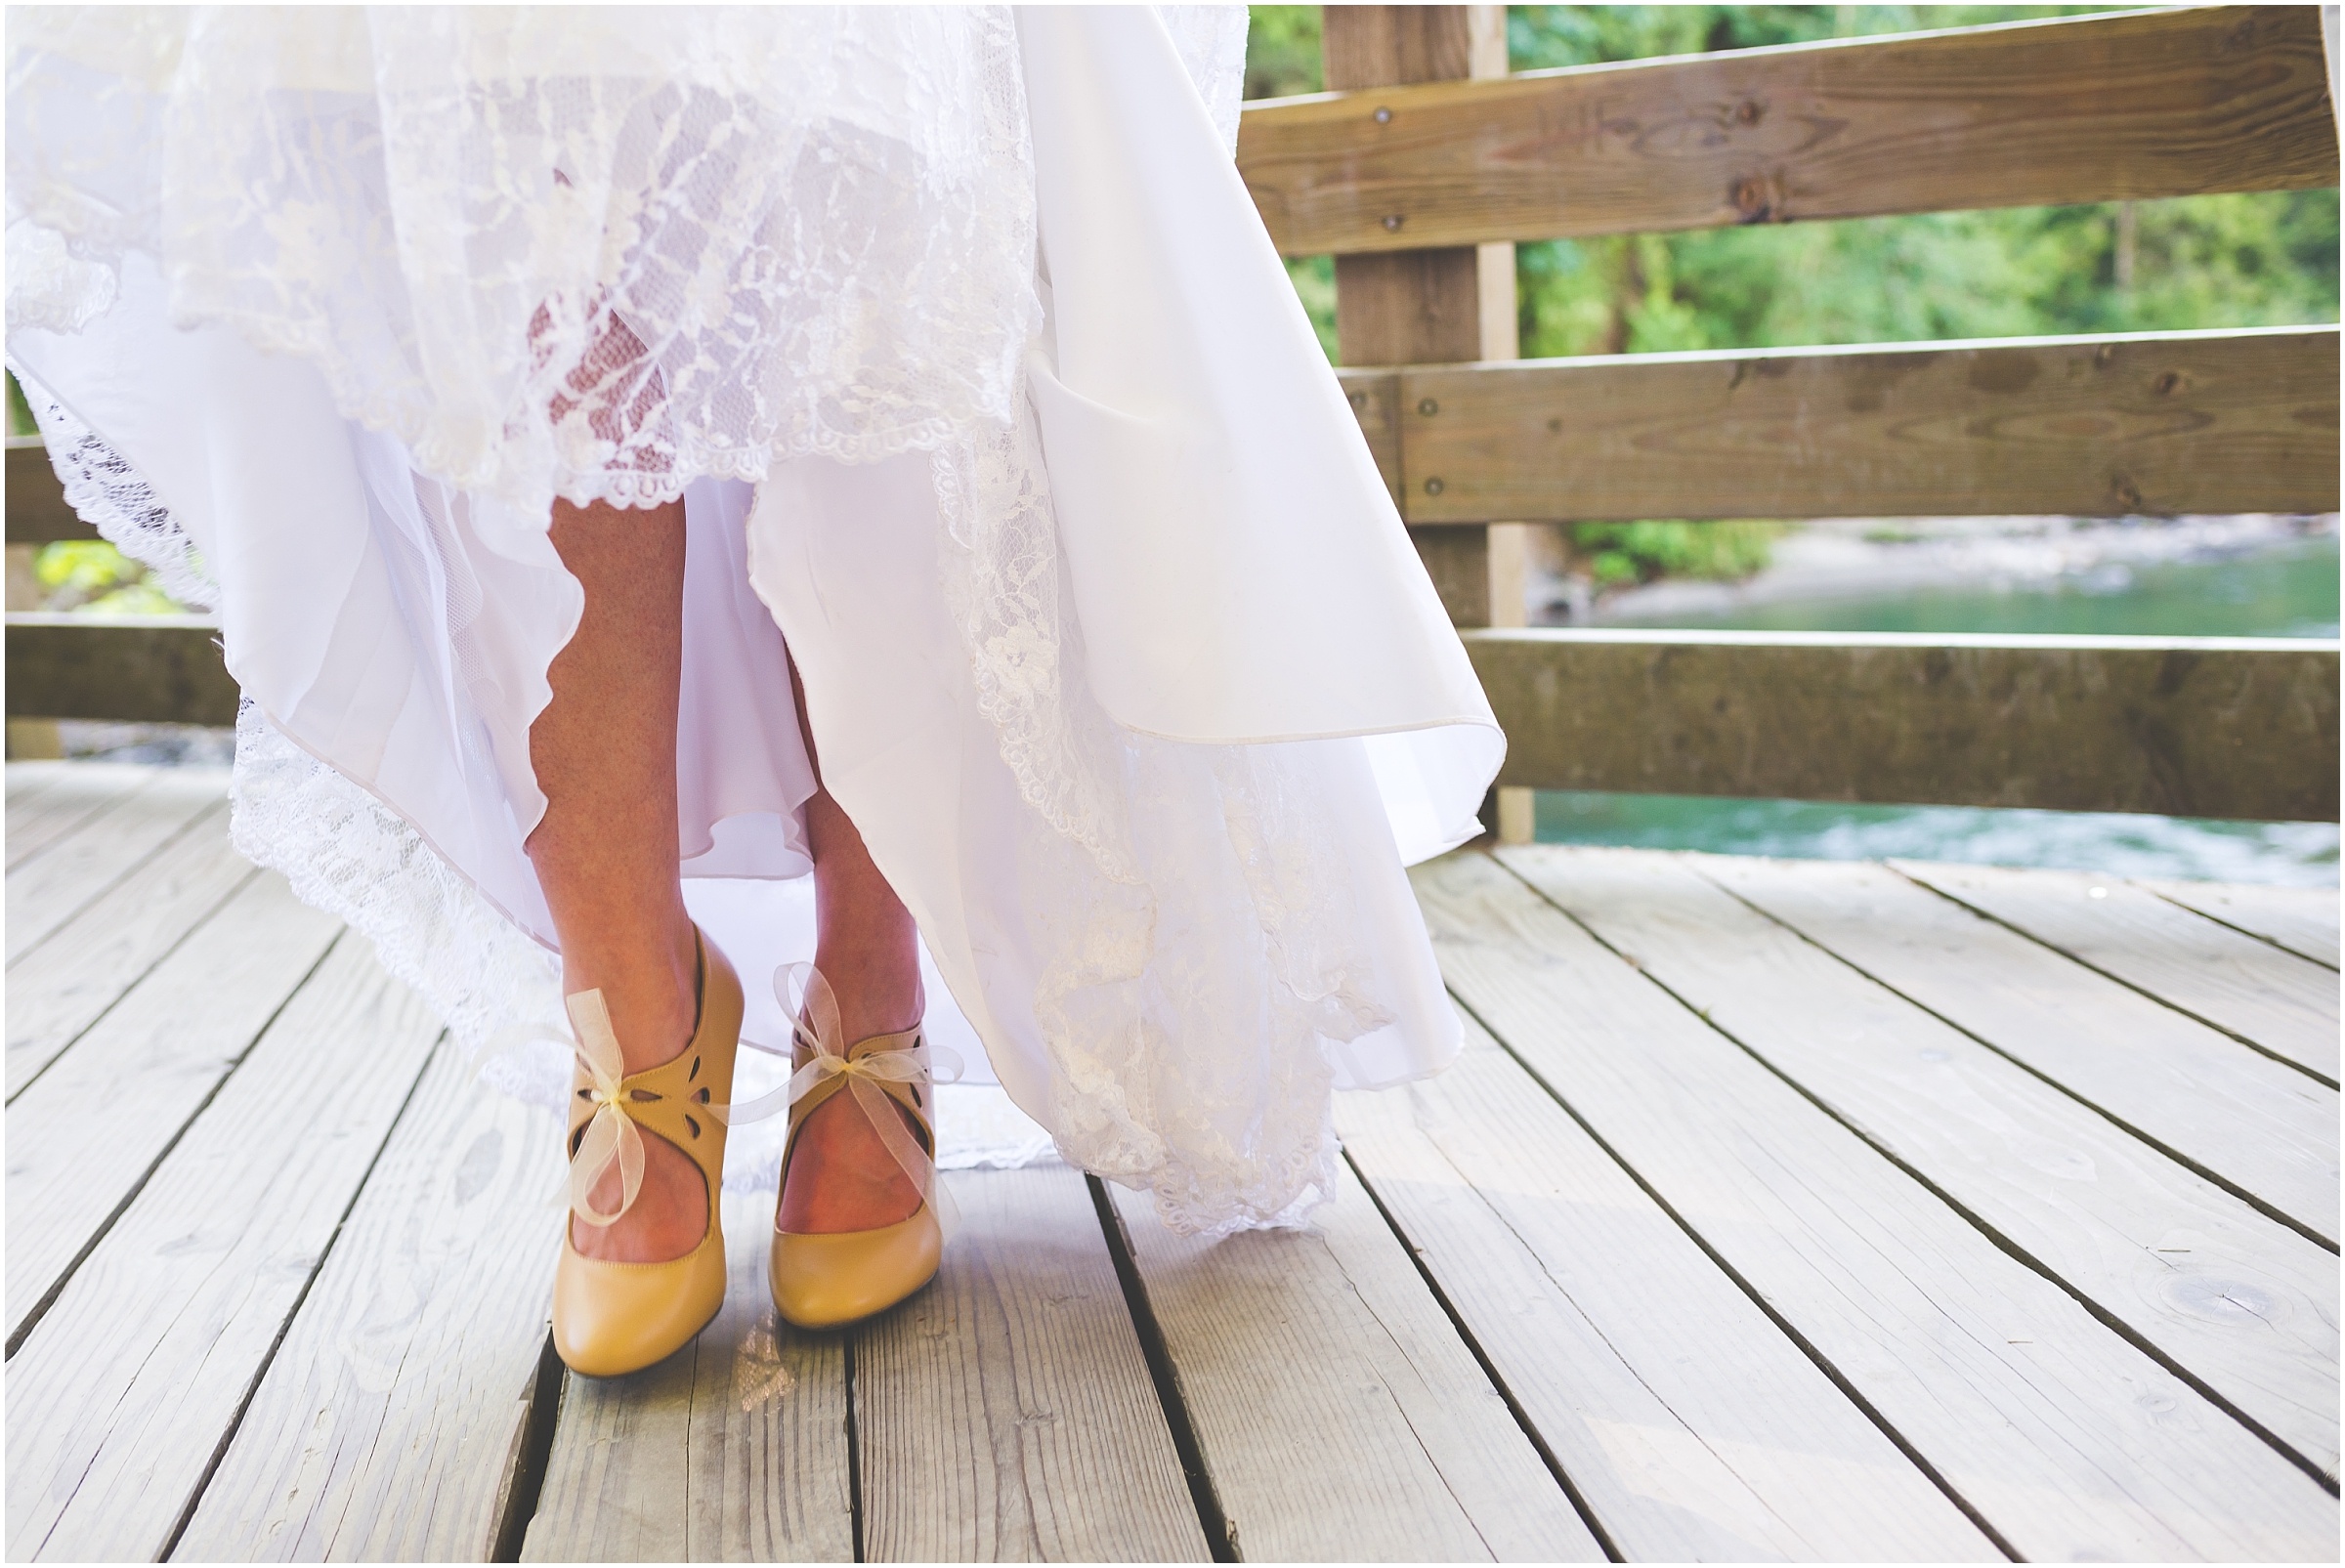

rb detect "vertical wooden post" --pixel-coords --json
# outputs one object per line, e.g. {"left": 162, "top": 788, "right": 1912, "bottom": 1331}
{"left": 1323, "top": 5, "right": 1488, "bottom": 626}
{"left": 1324, "top": 5, "right": 1533, "bottom": 842}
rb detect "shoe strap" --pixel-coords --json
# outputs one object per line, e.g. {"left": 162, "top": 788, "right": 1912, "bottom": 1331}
{"left": 770, "top": 961, "right": 960, "bottom": 1240}
{"left": 564, "top": 928, "right": 741, "bottom": 1227}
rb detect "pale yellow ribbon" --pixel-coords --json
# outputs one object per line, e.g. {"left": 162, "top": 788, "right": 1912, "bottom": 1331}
{"left": 564, "top": 988, "right": 647, "bottom": 1228}
{"left": 722, "top": 962, "right": 962, "bottom": 1240}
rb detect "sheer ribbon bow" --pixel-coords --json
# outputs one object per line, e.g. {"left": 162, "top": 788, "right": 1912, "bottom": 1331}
{"left": 722, "top": 962, "right": 962, "bottom": 1239}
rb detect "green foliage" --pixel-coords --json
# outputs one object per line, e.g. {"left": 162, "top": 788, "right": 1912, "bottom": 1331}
{"left": 1285, "top": 253, "right": 1339, "bottom": 360}
{"left": 1245, "top": 5, "right": 1323, "bottom": 99}
{"left": 33, "top": 539, "right": 177, "bottom": 614}
{"left": 1569, "top": 520, "right": 1787, "bottom": 584}
{"left": 6, "top": 372, "right": 33, "bottom": 437}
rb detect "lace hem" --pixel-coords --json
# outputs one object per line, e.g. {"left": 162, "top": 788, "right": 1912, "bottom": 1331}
{"left": 9, "top": 361, "right": 219, "bottom": 610}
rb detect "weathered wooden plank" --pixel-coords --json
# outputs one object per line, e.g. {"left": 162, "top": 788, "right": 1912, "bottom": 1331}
{"left": 853, "top": 1164, "right": 1208, "bottom": 1562}
{"left": 3, "top": 939, "right": 442, "bottom": 1563}
{"left": 6, "top": 614, "right": 240, "bottom": 726}
{"left": 1396, "top": 327, "right": 2339, "bottom": 524}
{"left": 2137, "top": 877, "right": 2343, "bottom": 971}
{"left": 1108, "top": 1161, "right": 1604, "bottom": 1562}
{"left": 5, "top": 871, "right": 341, "bottom": 1347}
{"left": 3, "top": 759, "right": 74, "bottom": 806}
{"left": 4, "top": 442, "right": 96, "bottom": 544}
{"left": 520, "top": 1190, "right": 855, "bottom": 1564}
{"left": 1503, "top": 843, "right": 2341, "bottom": 1483}
{"left": 3, "top": 759, "right": 154, "bottom": 869}
{"left": 1467, "top": 628, "right": 2342, "bottom": 824}
{"left": 1702, "top": 854, "right": 2341, "bottom": 1244}
{"left": 1894, "top": 859, "right": 2341, "bottom": 1085}
{"left": 4, "top": 810, "right": 255, "bottom": 1103}
{"left": 170, "top": 1041, "right": 566, "bottom": 1561}
{"left": 5, "top": 769, "right": 225, "bottom": 962}
{"left": 1335, "top": 1025, "right": 1998, "bottom": 1560}
{"left": 1350, "top": 928, "right": 2335, "bottom": 1556}
{"left": 1241, "top": 5, "right": 2339, "bottom": 254}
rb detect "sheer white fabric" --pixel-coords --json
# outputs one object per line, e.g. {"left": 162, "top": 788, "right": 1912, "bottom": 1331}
{"left": 7, "top": 6, "right": 1503, "bottom": 1236}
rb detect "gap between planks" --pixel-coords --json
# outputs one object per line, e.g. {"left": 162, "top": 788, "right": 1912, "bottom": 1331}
{"left": 170, "top": 1039, "right": 568, "bottom": 1561}
{"left": 1481, "top": 843, "right": 2345, "bottom": 1518}
{"left": 1101, "top": 1158, "right": 1602, "bottom": 1562}
{"left": 1889, "top": 859, "right": 2339, "bottom": 1087}
{"left": 4, "top": 803, "right": 258, "bottom": 1105}
{"left": 5, "top": 767, "right": 225, "bottom": 962}
{"left": 6, "top": 871, "right": 345, "bottom": 1349}
{"left": 1695, "top": 852, "right": 2340, "bottom": 1248}
{"left": 5, "top": 938, "right": 444, "bottom": 1562}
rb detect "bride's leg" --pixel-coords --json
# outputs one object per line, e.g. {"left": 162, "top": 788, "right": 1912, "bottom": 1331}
{"left": 528, "top": 495, "right": 706, "bottom": 1264}
{"left": 781, "top": 657, "right": 926, "bottom": 1233}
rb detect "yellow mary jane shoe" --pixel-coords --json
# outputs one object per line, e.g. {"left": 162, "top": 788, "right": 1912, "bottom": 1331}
{"left": 768, "top": 965, "right": 954, "bottom": 1331}
{"left": 551, "top": 927, "right": 744, "bottom": 1378}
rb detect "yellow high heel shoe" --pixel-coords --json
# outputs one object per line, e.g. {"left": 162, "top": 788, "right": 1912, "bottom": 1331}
{"left": 767, "top": 963, "right": 956, "bottom": 1330}
{"left": 550, "top": 927, "right": 744, "bottom": 1377}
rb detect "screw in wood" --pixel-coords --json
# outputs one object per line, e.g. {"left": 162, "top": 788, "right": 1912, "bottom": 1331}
{"left": 1424, "top": 478, "right": 1445, "bottom": 495}
{"left": 1382, "top": 214, "right": 1405, "bottom": 232}
{"left": 1373, "top": 106, "right": 1392, "bottom": 123}
{"left": 1418, "top": 398, "right": 1439, "bottom": 416}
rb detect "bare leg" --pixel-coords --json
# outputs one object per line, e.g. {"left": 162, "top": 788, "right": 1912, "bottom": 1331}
{"left": 779, "top": 659, "right": 927, "bottom": 1234}
{"left": 528, "top": 496, "right": 706, "bottom": 1264}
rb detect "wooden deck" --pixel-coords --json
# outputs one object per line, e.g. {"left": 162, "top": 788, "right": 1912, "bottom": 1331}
{"left": 5, "top": 759, "right": 2336, "bottom": 1562}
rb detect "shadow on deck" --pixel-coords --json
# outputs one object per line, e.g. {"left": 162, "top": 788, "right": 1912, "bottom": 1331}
{"left": 5, "top": 759, "right": 2336, "bottom": 1562}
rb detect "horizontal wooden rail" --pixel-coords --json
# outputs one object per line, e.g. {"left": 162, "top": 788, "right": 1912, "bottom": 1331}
{"left": 1341, "top": 324, "right": 2341, "bottom": 523}
{"left": 6, "top": 614, "right": 239, "bottom": 727}
{"left": 6, "top": 442, "right": 96, "bottom": 544}
{"left": 1469, "top": 628, "right": 2342, "bottom": 822}
{"left": 1240, "top": 4, "right": 2339, "bottom": 255}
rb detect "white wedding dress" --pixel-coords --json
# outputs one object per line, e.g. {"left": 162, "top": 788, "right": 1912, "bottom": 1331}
{"left": 5, "top": 6, "right": 1502, "bottom": 1235}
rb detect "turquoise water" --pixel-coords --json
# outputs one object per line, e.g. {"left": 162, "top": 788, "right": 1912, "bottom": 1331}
{"left": 1537, "top": 534, "right": 2342, "bottom": 884}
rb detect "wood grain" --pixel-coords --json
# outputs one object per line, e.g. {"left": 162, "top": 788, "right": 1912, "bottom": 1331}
{"left": 6, "top": 871, "right": 344, "bottom": 1343}
{"left": 3, "top": 809, "right": 255, "bottom": 1103}
{"left": 1466, "top": 628, "right": 2340, "bottom": 824}
{"left": 171, "top": 1041, "right": 567, "bottom": 1561}
{"left": 1241, "top": 5, "right": 2339, "bottom": 254}
{"left": 521, "top": 1189, "right": 855, "bottom": 1563}
{"left": 3, "top": 938, "right": 442, "bottom": 1563}
{"left": 1321, "top": 6, "right": 1508, "bottom": 635}
{"left": 856, "top": 1163, "right": 1209, "bottom": 1563}
{"left": 5, "top": 614, "right": 241, "bottom": 726}
{"left": 1701, "top": 854, "right": 2341, "bottom": 1244}
{"left": 1108, "top": 1161, "right": 1604, "bottom": 1561}
{"left": 5, "top": 771, "right": 225, "bottom": 961}
{"left": 1894, "top": 859, "right": 2340, "bottom": 1085}
{"left": 1335, "top": 1023, "right": 1998, "bottom": 1560}
{"left": 3, "top": 759, "right": 170, "bottom": 869}
{"left": 2135, "top": 877, "right": 2342, "bottom": 971}
{"left": 1396, "top": 327, "right": 2340, "bottom": 524}
{"left": 1503, "top": 843, "right": 2340, "bottom": 1482}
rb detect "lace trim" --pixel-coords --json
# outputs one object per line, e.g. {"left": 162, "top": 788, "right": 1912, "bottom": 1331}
{"left": 9, "top": 362, "right": 218, "bottom": 610}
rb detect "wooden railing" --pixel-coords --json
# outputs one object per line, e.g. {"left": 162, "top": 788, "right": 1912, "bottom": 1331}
{"left": 1267, "top": 2, "right": 2341, "bottom": 828}
{"left": 1239, "top": 5, "right": 2337, "bottom": 253}
{"left": 7, "top": 4, "right": 2341, "bottom": 825}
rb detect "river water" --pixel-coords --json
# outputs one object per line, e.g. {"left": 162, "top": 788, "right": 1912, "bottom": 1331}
{"left": 1534, "top": 530, "right": 2341, "bottom": 885}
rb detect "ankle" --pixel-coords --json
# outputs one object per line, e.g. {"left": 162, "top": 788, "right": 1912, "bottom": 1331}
{"left": 812, "top": 947, "right": 923, "bottom": 1042}
{"left": 564, "top": 917, "right": 700, "bottom": 1072}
